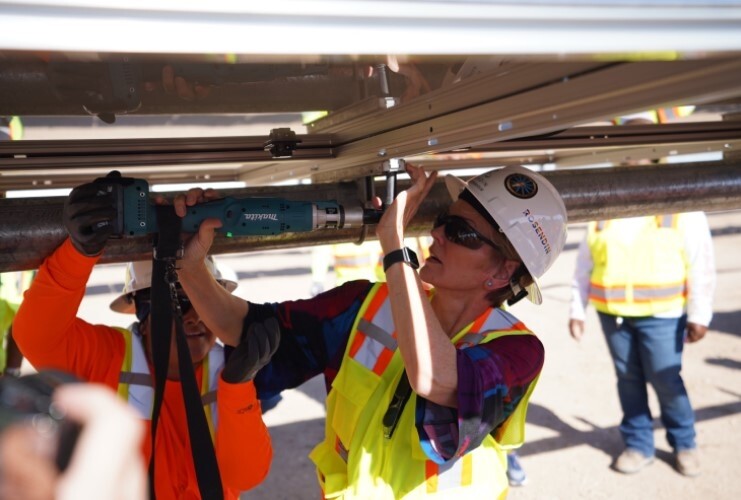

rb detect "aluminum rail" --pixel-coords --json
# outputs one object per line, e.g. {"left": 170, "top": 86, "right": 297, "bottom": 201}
{"left": 0, "top": 135, "right": 335, "bottom": 170}
{"left": 2, "top": 122, "right": 739, "bottom": 191}
{"left": 312, "top": 59, "right": 741, "bottom": 184}
{"left": 1, "top": 162, "right": 739, "bottom": 272}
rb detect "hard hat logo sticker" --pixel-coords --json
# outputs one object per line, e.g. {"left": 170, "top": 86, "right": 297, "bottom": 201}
{"left": 505, "top": 173, "right": 538, "bottom": 199}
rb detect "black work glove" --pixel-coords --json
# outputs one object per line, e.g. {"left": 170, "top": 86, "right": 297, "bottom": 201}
{"left": 62, "top": 182, "right": 116, "bottom": 256}
{"left": 221, "top": 317, "right": 281, "bottom": 384}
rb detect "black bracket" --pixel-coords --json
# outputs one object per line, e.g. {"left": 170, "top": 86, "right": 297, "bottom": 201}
{"left": 264, "top": 128, "right": 302, "bottom": 158}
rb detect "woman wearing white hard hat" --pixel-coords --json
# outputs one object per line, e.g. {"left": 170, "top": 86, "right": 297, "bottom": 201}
{"left": 176, "top": 164, "right": 568, "bottom": 499}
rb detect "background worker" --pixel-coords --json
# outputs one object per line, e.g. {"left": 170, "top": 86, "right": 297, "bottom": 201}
{"left": 0, "top": 271, "right": 35, "bottom": 378}
{"left": 175, "top": 164, "right": 568, "bottom": 498}
{"left": 310, "top": 237, "right": 431, "bottom": 296}
{"left": 569, "top": 114, "right": 716, "bottom": 478}
{"left": 309, "top": 241, "right": 384, "bottom": 296}
{"left": 13, "top": 181, "right": 274, "bottom": 499}
{"left": 569, "top": 199, "right": 715, "bottom": 477}
{"left": 0, "top": 116, "right": 22, "bottom": 142}
{"left": 0, "top": 117, "right": 27, "bottom": 378}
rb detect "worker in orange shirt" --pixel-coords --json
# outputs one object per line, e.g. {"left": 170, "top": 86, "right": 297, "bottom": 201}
{"left": 13, "top": 181, "right": 275, "bottom": 499}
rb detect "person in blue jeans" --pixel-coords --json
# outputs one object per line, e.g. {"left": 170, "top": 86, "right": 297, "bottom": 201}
{"left": 506, "top": 450, "right": 527, "bottom": 486}
{"left": 569, "top": 211, "right": 715, "bottom": 477}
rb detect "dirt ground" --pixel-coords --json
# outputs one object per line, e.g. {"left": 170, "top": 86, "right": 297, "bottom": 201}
{"left": 75, "top": 210, "right": 741, "bottom": 500}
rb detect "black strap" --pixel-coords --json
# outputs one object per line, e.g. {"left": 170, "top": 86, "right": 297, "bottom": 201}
{"left": 149, "top": 206, "right": 223, "bottom": 500}
{"left": 148, "top": 207, "right": 176, "bottom": 500}
{"left": 382, "top": 371, "right": 413, "bottom": 439}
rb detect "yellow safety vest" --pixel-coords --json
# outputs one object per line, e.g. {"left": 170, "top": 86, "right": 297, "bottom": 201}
{"left": 115, "top": 327, "right": 223, "bottom": 438}
{"left": 587, "top": 215, "right": 688, "bottom": 317}
{"left": 309, "top": 283, "right": 538, "bottom": 499}
{"left": 332, "top": 242, "right": 384, "bottom": 284}
{"left": 0, "top": 270, "right": 36, "bottom": 308}
{"left": 1, "top": 271, "right": 36, "bottom": 371}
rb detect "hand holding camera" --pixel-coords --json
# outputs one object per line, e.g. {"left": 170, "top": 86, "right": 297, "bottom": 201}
{"left": 0, "top": 371, "right": 145, "bottom": 500}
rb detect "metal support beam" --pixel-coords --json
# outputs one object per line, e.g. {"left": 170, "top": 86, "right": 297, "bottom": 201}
{"left": 0, "top": 134, "right": 335, "bottom": 170}
{"left": 1, "top": 162, "right": 739, "bottom": 272}
{"left": 0, "top": 134, "right": 336, "bottom": 191}
{"left": 2, "top": 1, "right": 741, "bottom": 56}
{"left": 4, "top": 121, "right": 739, "bottom": 191}
{"left": 311, "top": 59, "right": 741, "bottom": 183}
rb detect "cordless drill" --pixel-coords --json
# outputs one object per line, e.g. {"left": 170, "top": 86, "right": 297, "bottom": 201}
{"left": 92, "top": 172, "right": 382, "bottom": 238}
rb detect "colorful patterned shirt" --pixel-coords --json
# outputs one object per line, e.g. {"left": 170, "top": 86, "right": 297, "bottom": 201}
{"left": 247, "top": 279, "right": 544, "bottom": 462}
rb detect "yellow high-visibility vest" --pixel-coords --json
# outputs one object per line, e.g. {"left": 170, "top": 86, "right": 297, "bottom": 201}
{"left": 115, "top": 327, "right": 222, "bottom": 438}
{"left": 331, "top": 242, "right": 384, "bottom": 284}
{"left": 1, "top": 270, "right": 36, "bottom": 371}
{"left": 309, "top": 283, "right": 537, "bottom": 499}
{"left": 587, "top": 215, "right": 688, "bottom": 317}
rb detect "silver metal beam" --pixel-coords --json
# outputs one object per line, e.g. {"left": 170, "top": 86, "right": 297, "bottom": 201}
{"left": 2, "top": 162, "right": 739, "bottom": 272}
{"left": 0, "top": 135, "right": 335, "bottom": 170}
{"left": 5, "top": 121, "right": 738, "bottom": 191}
{"left": 311, "top": 59, "right": 741, "bottom": 183}
{"left": 1, "top": 1, "right": 740, "bottom": 56}
{"left": 467, "top": 122, "right": 741, "bottom": 152}
{"left": 307, "top": 62, "right": 607, "bottom": 139}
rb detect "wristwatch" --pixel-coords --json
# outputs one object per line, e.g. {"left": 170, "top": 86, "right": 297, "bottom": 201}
{"left": 383, "top": 247, "right": 420, "bottom": 273}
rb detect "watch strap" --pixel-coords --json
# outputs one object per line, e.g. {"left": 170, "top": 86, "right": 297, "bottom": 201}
{"left": 383, "top": 247, "right": 419, "bottom": 272}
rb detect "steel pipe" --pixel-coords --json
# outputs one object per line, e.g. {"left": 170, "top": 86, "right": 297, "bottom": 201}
{"left": 547, "top": 161, "right": 741, "bottom": 220}
{"left": 1, "top": 162, "right": 740, "bottom": 272}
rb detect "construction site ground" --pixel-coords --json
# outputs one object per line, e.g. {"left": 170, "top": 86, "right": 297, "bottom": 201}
{"left": 75, "top": 210, "right": 741, "bottom": 500}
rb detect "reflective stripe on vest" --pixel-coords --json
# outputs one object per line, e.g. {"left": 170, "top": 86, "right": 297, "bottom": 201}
{"left": 347, "top": 284, "right": 395, "bottom": 375}
{"left": 587, "top": 215, "right": 687, "bottom": 317}
{"left": 425, "top": 455, "right": 474, "bottom": 492}
{"left": 115, "top": 326, "right": 223, "bottom": 436}
{"left": 310, "top": 282, "right": 536, "bottom": 498}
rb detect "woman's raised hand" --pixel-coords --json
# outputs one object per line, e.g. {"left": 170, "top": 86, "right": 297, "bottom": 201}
{"left": 375, "top": 164, "right": 437, "bottom": 253}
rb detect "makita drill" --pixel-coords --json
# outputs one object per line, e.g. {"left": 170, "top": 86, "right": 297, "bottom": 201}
{"left": 93, "top": 171, "right": 382, "bottom": 237}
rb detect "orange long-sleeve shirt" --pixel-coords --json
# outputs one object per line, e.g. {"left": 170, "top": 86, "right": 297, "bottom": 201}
{"left": 14, "top": 238, "right": 272, "bottom": 500}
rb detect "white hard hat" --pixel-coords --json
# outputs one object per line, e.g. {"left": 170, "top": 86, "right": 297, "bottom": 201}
{"left": 110, "top": 256, "right": 238, "bottom": 314}
{"left": 445, "top": 165, "right": 567, "bottom": 304}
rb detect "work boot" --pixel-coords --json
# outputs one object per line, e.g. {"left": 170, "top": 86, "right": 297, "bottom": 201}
{"left": 675, "top": 449, "right": 701, "bottom": 477}
{"left": 506, "top": 451, "right": 527, "bottom": 487}
{"left": 614, "top": 448, "right": 654, "bottom": 474}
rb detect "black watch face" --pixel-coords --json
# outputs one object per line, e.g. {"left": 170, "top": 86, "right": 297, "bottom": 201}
{"left": 408, "top": 250, "right": 420, "bottom": 268}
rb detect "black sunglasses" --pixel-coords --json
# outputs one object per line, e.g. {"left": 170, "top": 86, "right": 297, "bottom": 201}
{"left": 434, "top": 213, "right": 501, "bottom": 252}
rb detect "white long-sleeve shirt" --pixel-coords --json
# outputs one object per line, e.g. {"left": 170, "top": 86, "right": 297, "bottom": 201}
{"left": 570, "top": 212, "right": 716, "bottom": 326}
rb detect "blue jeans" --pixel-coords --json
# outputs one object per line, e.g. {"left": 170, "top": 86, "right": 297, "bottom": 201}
{"left": 598, "top": 312, "right": 696, "bottom": 456}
